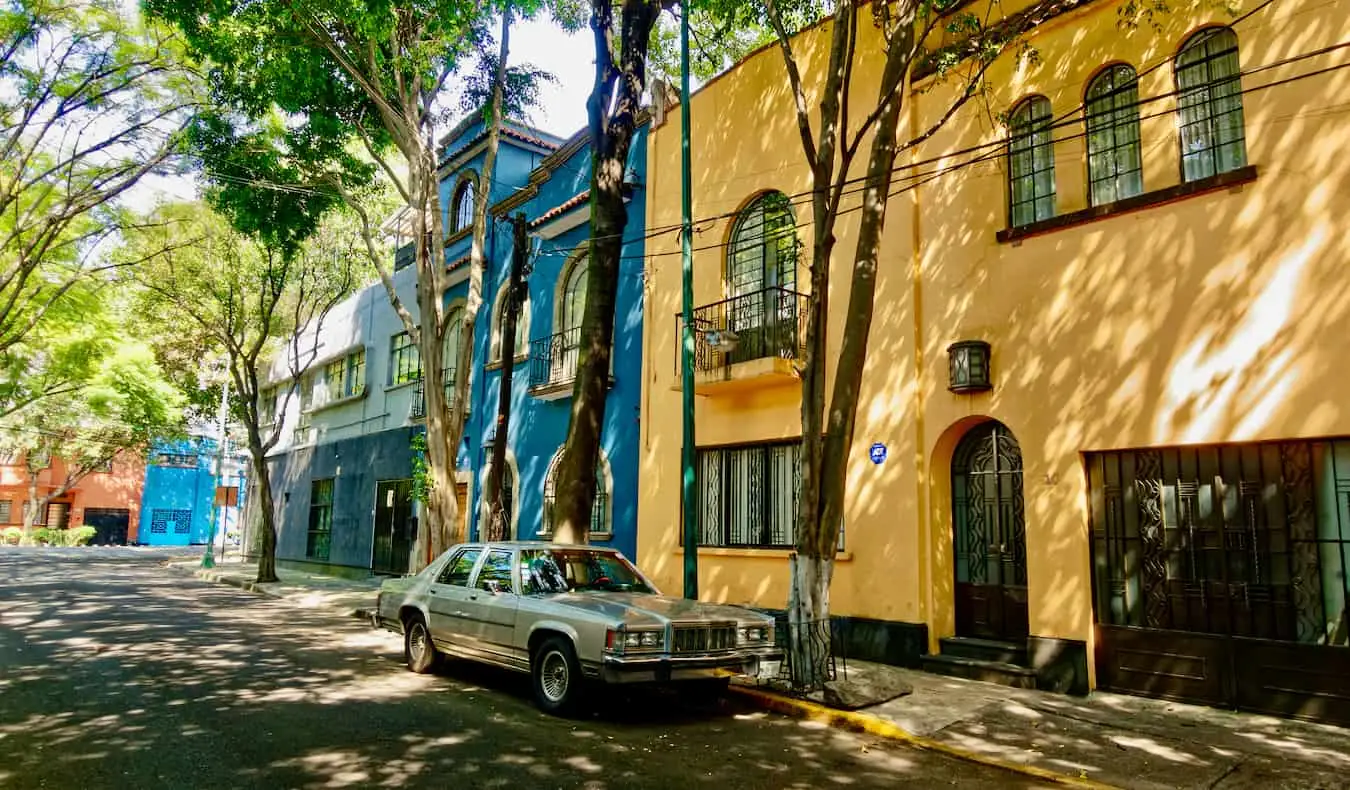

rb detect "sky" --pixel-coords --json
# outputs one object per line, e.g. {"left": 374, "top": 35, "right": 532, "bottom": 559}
{"left": 139, "top": 17, "right": 596, "bottom": 207}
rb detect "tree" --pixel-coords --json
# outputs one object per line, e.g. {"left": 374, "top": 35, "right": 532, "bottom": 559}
{"left": 124, "top": 203, "right": 358, "bottom": 583}
{"left": 550, "top": 0, "right": 672, "bottom": 543}
{"left": 0, "top": 0, "right": 198, "bottom": 358}
{"left": 690, "top": 0, "right": 1063, "bottom": 686}
{"left": 4, "top": 337, "right": 183, "bottom": 540}
{"left": 146, "top": 0, "right": 556, "bottom": 568}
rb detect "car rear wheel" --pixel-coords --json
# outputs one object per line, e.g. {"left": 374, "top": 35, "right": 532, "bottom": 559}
{"left": 532, "top": 636, "right": 583, "bottom": 715}
{"left": 404, "top": 614, "right": 440, "bottom": 674}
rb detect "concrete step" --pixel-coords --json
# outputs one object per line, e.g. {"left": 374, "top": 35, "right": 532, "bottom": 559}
{"left": 938, "top": 636, "right": 1028, "bottom": 666}
{"left": 919, "top": 653, "right": 1038, "bottom": 689}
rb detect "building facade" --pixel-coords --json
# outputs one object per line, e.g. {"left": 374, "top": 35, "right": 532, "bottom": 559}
{"left": 0, "top": 452, "right": 145, "bottom": 544}
{"left": 261, "top": 117, "right": 648, "bottom": 576}
{"left": 139, "top": 437, "right": 248, "bottom": 547}
{"left": 638, "top": 0, "right": 1350, "bottom": 725}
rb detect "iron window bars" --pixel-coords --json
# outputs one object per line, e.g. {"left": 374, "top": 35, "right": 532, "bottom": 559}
{"left": 306, "top": 478, "right": 335, "bottom": 561}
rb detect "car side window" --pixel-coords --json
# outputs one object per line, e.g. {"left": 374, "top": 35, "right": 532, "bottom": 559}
{"left": 475, "top": 550, "right": 514, "bottom": 594}
{"left": 436, "top": 549, "right": 481, "bottom": 587}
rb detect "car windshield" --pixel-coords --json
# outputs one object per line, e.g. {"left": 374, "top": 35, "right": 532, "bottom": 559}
{"left": 519, "top": 549, "right": 656, "bottom": 595}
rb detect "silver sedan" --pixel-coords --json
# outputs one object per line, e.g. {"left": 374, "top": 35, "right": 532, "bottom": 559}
{"left": 373, "top": 542, "right": 783, "bottom": 714}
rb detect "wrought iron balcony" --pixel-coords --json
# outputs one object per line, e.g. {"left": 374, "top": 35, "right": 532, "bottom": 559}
{"left": 409, "top": 369, "right": 460, "bottom": 420}
{"left": 677, "top": 287, "right": 808, "bottom": 391}
{"left": 528, "top": 328, "right": 582, "bottom": 399}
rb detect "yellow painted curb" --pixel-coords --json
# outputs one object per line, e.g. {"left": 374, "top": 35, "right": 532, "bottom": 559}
{"left": 729, "top": 686, "right": 1117, "bottom": 789}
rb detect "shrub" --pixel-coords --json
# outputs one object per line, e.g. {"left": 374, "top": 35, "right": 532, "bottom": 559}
{"left": 66, "top": 526, "right": 97, "bottom": 546}
{"left": 1, "top": 526, "right": 20, "bottom": 546}
{"left": 32, "top": 527, "right": 54, "bottom": 545}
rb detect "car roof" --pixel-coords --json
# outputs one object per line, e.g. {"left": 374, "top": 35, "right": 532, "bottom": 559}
{"left": 456, "top": 541, "right": 621, "bottom": 552}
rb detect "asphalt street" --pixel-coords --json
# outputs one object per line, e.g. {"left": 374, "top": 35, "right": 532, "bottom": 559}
{"left": 0, "top": 548, "right": 1052, "bottom": 789}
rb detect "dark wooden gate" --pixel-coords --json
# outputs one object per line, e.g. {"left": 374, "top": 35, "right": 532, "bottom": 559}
{"left": 83, "top": 508, "right": 130, "bottom": 545}
{"left": 371, "top": 479, "right": 415, "bottom": 575}
{"left": 952, "top": 422, "right": 1029, "bottom": 641}
{"left": 1088, "top": 441, "right": 1350, "bottom": 725}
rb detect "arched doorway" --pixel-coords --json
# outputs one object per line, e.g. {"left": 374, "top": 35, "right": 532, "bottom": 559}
{"left": 951, "top": 421, "right": 1029, "bottom": 641}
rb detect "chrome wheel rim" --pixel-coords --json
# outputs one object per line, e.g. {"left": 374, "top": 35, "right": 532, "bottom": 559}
{"left": 409, "top": 624, "right": 427, "bottom": 662}
{"left": 540, "top": 650, "right": 569, "bottom": 702}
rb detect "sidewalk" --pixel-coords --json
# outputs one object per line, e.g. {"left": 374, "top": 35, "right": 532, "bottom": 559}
{"left": 168, "top": 559, "right": 1349, "bottom": 789}
{"left": 737, "top": 659, "right": 1350, "bottom": 789}
{"left": 164, "top": 555, "right": 381, "bottom": 619}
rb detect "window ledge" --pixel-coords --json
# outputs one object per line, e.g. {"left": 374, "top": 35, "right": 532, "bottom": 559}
{"left": 445, "top": 226, "right": 472, "bottom": 246}
{"left": 385, "top": 380, "right": 421, "bottom": 393}
{"left": 674, "top": 546, "right": 853, "bottom": 562}
{"left": 996, "top": 165, "right": 1258, "bottom": 244}
{"left": 484, "top": 354, "right": 528, "bottom": 372}
{"left": 305, "top": 389, "right": 368, "bottom": 415}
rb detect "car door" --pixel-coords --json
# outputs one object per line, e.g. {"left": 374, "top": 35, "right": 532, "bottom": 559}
{"left": 426, "top": 547, "right": 483, "bottom": 652}
{"left": 462, "top": 548, "right": 523, "bottom": 668}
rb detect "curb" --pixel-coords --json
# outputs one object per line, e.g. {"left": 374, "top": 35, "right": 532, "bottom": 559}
{"left": 728, "top": 686, "right": 1116, "bottom": 789}
{"left": 177, "top": 565, "right": 372, "bottom": 622}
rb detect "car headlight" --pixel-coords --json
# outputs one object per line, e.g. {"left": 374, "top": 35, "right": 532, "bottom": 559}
{"left": 738, "top": 626, "right": 770, "bottom": 646}
{"left": 606, "top": 628, "right": 665, "bottom": 653}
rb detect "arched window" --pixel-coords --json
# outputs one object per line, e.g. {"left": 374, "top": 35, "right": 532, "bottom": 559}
{"left": 1176, "top": 27, "right": 1246, "bottom": 182}
{"left": 481, "top": 451, "right": 518, "bottom": 540}
{"left": 727, "top": 191, "right": 796, "bottom": 298}
{"left": 451, "top": 179, "right": 475, "bottom": 234}
{"left": 1085, "top": 65, "right": 1143, "bottom": 206}
{"left": 560, "top": 255, "right": 588, "bottom": 335}
{"left": 541, "top": 448, "right": 611, "bottom": 538}
{"left": 489, "top": 285, "right": 528, "bottom": 364}
{"left": 441, "top": 303, "right": 465, "bottom": 407}
{"left": 1007, "top": 96, "right": 1056, "bottom": 227}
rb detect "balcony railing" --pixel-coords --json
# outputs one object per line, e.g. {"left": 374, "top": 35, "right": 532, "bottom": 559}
{"left": 678, "top": 287, "right": 808, "bottom": 375}
{"left": 409, "top": 369, "right": 459, "bottom": 420}
{"left": 529, "top": 327, "right": 581, "bottom": 393}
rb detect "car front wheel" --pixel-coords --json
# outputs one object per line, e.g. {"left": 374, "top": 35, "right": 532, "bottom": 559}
{"left": 404, "top": 614, "right": 440, "bottom": 674}
{"left": 532, "top": 636, "right": 583, "bottom": 715}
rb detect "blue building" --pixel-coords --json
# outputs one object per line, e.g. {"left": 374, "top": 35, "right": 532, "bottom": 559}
{"left": 260, "top": 115, "right": 648, "bottom": 576}
{"left": 139, "top": 437, "right": 247, "bottom": 546}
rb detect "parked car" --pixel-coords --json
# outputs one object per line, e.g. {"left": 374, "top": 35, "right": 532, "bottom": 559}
{"left": 373, "top": 541, "right": 783, "bottom": 714}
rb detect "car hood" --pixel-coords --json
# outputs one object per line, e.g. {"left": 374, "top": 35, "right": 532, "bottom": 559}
{"left": 545, "top": 592, "right": 770, "bottom": 626}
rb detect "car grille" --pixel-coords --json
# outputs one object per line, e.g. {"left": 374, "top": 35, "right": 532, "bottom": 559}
{"left": 672, "top": 623, "right": 737, "bottom": 654}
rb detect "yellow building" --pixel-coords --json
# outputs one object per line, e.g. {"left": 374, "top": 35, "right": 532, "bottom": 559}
{"left": 638, "top": 0, "right": 1350, "bottom": 725}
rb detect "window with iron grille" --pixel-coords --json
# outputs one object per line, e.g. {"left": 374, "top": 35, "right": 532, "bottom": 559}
{"left": 697, "top": 441, "right": 801, "bottom": 548}
{"left": 150, "top": 508, "right": 192, "bottom": 534}
{"left": 0, "top": 500, "right": 11, "bottom": 524}
{"left": 1007, "top": 96, "right": 1056, "bottom": 227}
{"left": 307, "top": 478, "right": 334, "bottom": 561}
{"left": 259, "top": 387, "right": 277, "bottom": 426}
{"left": 727, "top": 191, "right": 796, "bottom": 298}
{"left": 541, "top": 450, "right": 609, "bottom": 537}
{"left": 154, "top": 452, "right": 198, "bottom": 468}
{"left": 389, "top": 332, "right": 421, "bottom": 385}
{"left": 1085, "top": 64, "right": 1143, "bottom": 206}
{"left": 300, "top": 372, "right": 315, "bottom": 411}
{"left": 1176, "top": 27, "right": 1247, "bottom": 182}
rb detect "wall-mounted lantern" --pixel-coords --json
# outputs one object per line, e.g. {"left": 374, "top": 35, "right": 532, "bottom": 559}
{"left": 947, "top": 340, "right": 992, "bottom": 394}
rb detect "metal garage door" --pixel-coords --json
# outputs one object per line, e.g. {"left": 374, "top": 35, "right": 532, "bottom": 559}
{"left": 1087, "top": 440, "right": 1350, "bottom": 725}
{"left": 83, "top": 508, "right": 130, "bottom": 545}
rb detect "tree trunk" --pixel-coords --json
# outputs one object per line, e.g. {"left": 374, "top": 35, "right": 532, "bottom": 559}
{"left": 21, "top": 472, "right": 39, "bottom": 542}
{"left": 484, "top": 215, "right": 527, "bottom": 540}
{"left": 250, "top": 441, "right": 279, "bottom": 584}
{"left": 553, "top": 0, "right": 659, "bottom": 544}
{"left": 787, "top": 552, "right": 833, "bottom": 688}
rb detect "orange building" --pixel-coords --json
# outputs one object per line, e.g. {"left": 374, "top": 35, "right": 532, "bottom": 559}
{"left": 0, "top": 452, "right": 146, "bottom": 544}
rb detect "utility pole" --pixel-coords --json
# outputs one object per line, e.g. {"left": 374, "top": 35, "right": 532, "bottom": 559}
{"left": 484, "top": 214, "right": 529, "bottom": 541}
{"left": 679, "top": 2, "right": 698, "bottom": 599}
{"left": 201, "top": 371, "right": 229, "bottom": 569}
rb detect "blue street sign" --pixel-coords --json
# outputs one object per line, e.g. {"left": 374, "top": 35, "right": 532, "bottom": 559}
{"left": 869, "top": 443, "right": 887, "bottom": 465}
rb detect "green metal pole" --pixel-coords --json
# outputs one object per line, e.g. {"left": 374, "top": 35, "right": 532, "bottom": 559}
{"left": 680, "top": 1, "right": 698, "bottom": 600}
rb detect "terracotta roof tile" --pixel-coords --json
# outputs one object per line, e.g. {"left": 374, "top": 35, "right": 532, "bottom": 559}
{"left": 530, "top": 190, "right": 590, "bottom": 228}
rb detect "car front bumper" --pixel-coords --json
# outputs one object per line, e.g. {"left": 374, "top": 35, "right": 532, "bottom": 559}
{"left": 597, "top": 648, "right": 784, "bottom": 684}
